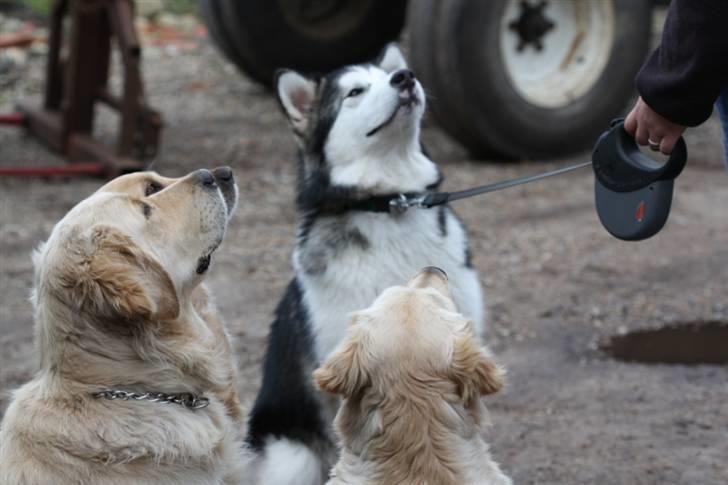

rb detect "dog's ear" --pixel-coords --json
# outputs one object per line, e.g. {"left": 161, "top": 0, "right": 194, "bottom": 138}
{"left": 62, "top": 225, "right": 179, "bottom": 321}
{"left": 314, "top": 331, "right": 369, "bottom": 397}
{"left": 275, "top": 69, "right": 318, "bottom": 137}
{"left": 377, "top": 43, "right": 408, "bottom": 73}
{"left": 450, "top": 322, "right": 504, "bottom": 405}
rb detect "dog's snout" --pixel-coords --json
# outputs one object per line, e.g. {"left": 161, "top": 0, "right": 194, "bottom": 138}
{"left": 212, "top": 166, "right": 234, "bottom": 183}
{"left": 195, "top": 169, "right": 216, "bottom": 188}
{"left": 422, "top": 266, "right": 448, "bottom": 280}
{"left": 390, "top": 69, "right": 415, "bottom": 90}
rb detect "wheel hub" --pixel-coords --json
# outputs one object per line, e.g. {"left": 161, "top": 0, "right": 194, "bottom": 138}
{"left": 508, "top": 0, "right": 555, "bottom": 52}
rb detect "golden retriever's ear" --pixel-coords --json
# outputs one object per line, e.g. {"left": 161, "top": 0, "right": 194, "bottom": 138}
{"left": 313, "top": 335, "right": 369, "bottom": 397}
{"left": 71, "top": 226, "right": 179, "bottom": 321}
{"left": 450, "top": 326, "right": 504, "bottom": 405}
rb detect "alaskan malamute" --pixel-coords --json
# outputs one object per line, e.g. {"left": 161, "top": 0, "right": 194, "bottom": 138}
{"left": 246, "top": 44, "right": 484, "bottom": 485}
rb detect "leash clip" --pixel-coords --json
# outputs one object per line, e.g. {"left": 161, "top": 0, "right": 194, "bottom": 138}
{"left": 389, "top": 194, "right": 427, "bottom": 214}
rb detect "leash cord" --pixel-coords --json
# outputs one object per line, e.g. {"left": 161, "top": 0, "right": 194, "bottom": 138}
{"left": 421, "top": 161, "right": 593, "bottom": 207}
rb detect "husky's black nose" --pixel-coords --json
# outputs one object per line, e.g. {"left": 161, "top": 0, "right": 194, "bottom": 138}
{"left": 212, "top": 166, "right": 233, "bottom": 183}
{"left": 391, "top": 69, "right": 415, "bottom": 91}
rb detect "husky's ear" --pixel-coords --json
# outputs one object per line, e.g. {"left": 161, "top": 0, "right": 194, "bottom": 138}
{"left": 58, "top": 226, "right": 179, "bottom": 322}
{"left": 449, "top": 321, "right": 504, "bottom": 406}
{"left": 314, "top": 328, "right": 369, "bottom": 397}
{"left": 275, "top": 69, "right": 318, "bottom": 136}
{"left": 377, "top": 43, "right": 408, "bottom": 73}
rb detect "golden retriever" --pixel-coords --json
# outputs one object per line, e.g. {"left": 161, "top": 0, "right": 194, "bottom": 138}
{"left": 0, "top": 168, "right": 248, "bottom": 485}
{"left": 314, "top": 267, "right": 512, "bottom": 485}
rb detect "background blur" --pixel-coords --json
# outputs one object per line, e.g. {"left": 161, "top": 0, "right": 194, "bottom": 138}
{"left": 1, "top": 2, "right": 727, "bottom": 484}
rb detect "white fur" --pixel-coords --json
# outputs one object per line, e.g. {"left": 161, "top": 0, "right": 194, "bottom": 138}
{"left": 296, "top": 47, "right": 483, "bottom": 362}
{"left": 257, "top": 438, "right": 324, "bottom": 485}
{"left": 296, "top": 208, "right": 484, "bottom": 364}
{"left": 325, "top": 65, "right": 429, "bottom": 192}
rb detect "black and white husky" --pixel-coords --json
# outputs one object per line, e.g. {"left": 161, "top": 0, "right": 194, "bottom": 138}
{"left": 246, "top": 45, "right": 484, "bottom": 485}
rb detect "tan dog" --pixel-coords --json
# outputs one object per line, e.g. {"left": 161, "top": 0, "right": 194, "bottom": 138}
{"left": 0, "top": 168, "right": 248, "bottom": 485}
{"left": 314, "top": 267, "right": 512, "bottom": 485}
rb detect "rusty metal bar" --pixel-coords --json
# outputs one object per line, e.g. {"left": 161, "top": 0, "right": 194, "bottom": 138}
{"left": 15, "top": 0, "right": 162, "bottom": 177}
{"left": 44, "top": 0, "right": 67, "bottom": 111}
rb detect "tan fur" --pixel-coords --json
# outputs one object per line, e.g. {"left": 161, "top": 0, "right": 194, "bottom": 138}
{"left": 0, "top": 171, "right": 249, "bottom": 485}
{"left": 314, "top": 269, "right": 512, "bottom": 485}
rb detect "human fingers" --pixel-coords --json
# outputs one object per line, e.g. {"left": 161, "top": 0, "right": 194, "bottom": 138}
{"left": 624, "top": 107, "right": 638, "bottom": 136}
{"left": 659, "top": 133, "right": 679, "bottom": 155}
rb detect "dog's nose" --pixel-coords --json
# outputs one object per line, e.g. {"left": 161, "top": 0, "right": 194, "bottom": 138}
{"left": 421, "top": 266, "right": 448, "bottom": 280}
{"left": 390, "top": 69, "right": 415, "bottom": 91}
{"left": 212, "top": 166, "right": 234, "bottom": 183}
{"left": 408, "top": 266, "right": 451, "bottom": 295}
{"left": 194, "top": 169, "right": 216, "bottom": 187}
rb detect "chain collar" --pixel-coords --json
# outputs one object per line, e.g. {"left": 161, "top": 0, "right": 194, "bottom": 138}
{"left": 93, "top": 389, "right": 210, "bottom": 410}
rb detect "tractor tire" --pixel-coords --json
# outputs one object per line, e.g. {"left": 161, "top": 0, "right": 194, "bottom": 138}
{"left": 200, "top": 0, "right": 408, "bottom": 86}
{"left": 408, "top": 0, "right": 653, "bottom": 160}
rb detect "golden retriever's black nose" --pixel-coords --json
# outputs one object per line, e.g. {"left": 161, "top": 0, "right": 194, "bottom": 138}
{"left": 213, "top": 166, "right": 233, "bottom": 183}
{"left": 195, "top": 169, "right": 216, "bottom": 187}
{"left": 422, "top": 266, "right": 447, "bottom": 280}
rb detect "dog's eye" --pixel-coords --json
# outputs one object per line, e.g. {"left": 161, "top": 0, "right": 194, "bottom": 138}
{"left": 141, "top": 202, "right": 152, "bottom": 219}
{"left": 145, "top": 181, "right": 163, "bottom": 196}
{"left": 346, "top": 87, "right": 364, "bottom": 98}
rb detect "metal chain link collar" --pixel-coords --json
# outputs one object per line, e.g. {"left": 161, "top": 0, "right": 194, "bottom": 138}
{"left": 92, "top": 389, "right": 210, "bottom": 410}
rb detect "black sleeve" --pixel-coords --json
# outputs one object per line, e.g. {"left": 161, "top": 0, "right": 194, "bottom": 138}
{"left": 635, "top": 0, "right": 728, "bottom": 126}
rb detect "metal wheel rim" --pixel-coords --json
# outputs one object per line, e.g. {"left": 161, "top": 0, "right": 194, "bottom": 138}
{"left": 499, "top": 0, "right": 616, "bottom": 109}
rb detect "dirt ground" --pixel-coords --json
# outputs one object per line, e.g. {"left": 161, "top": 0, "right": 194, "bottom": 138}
{"left": 2, "top": 14, "right": 728, "bottom": 485}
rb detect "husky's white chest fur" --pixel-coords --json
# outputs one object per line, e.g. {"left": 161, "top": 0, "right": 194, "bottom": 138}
{"left": 295, "top": 207, "right": 483, "bottom": 361}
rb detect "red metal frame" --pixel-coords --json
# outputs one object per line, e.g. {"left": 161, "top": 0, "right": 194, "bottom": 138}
{"left": 3, "top": 0, "right": 163, "bottom": 178}
{"left": 0, "top": 112, "right": 105, "bottom": 177}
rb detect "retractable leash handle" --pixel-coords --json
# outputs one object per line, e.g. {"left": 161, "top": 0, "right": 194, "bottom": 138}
{"left": 592, "top": 119, "right": 687, "bottom": 241}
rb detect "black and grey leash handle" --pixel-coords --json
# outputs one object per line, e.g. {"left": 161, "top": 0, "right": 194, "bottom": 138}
{"left": 592, "top": 118, "right": 687, "bottom": 193}
{"left": 592, "top": 119, "right": 687, "bottom": 241}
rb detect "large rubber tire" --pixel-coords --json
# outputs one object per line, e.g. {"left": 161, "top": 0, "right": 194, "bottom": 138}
{"left": 199, "top": 0, "right": 250, "bottom": 73}
{"left": 201, "top": 0, "right": 408, "bottom": 86}
{"left": 409, "top": 0, "right": 653, "bottom": 160}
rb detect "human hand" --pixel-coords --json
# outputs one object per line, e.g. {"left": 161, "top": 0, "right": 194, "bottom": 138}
{"left": 624, "top": 97, "right": 686, "bottom": 155}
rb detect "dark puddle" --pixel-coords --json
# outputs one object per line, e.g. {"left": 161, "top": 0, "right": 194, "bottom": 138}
{"left": 602, "top": 321, "right": 728, "bottom": 365}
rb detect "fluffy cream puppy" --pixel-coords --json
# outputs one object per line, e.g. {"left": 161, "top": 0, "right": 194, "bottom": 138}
{"left": 314, "top": 267, "right": 511, "bottom": 485}
{"left": 0, "top": 168, "right": 248, "bottom": 485}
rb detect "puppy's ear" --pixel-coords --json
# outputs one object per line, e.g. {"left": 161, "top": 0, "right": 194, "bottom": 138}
{"left": 450, "top": 322, "right": 504, "bottom": 405}
{"left": 275, "top": 69, "right": 318, "bottom": 137}
{"left": 314, "top": 333, "right": 369, "bottom": 397}
{"left": 377, "top": 43, "right": 408, "bottom": 73}
{"left": 63, "top": 226, "right": 179, "bottom": 321}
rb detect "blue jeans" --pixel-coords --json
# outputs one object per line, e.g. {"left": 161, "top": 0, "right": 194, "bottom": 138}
{"left": 717, "top": 88, "right": 728, "bottom": 165}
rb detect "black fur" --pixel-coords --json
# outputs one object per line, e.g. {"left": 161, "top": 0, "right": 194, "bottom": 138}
{"left": 245, "top": 279, "right": 328, "bottom": 450}
{"left": 437, "top": 205, "right": 448, "bottom": 237}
